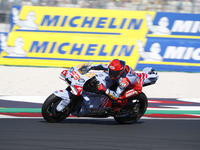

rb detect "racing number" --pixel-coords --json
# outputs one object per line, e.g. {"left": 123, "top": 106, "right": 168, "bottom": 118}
{"left": 69, "top": 71, "right": 80, "bottom": 80}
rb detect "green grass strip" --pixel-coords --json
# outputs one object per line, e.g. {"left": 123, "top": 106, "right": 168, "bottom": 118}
{"left": 0, "top": 108, "right": 41, "bottom": 113}
{"left": 145, "top": 110, "right": 200, "bottom": 115}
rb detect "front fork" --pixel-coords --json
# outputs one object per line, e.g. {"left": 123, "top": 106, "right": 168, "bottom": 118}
{"left": 53, "top": 89, "right": 73, "bottom": 113}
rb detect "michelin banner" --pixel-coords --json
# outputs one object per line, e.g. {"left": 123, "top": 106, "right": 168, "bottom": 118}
{"left": 135, "top": 12, "right": 200, "bottom": 72}
{"left": 135, "top": 37, "right": 200, "bottom": 72}
{"left": 0, "top": 6, "right": 153, "bottom": 68}
{"left": 0, "top": 6, "right": 200, "bottom": 72}
{"left": 0, "top": 32, "right": 141, "bottom": 67}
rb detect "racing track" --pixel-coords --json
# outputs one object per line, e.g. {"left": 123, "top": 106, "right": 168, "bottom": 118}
{"left": 0, "top": 118, "right": 200, "bottom": 150}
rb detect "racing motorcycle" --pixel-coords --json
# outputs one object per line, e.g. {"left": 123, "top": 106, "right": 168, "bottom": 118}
{"left": 42, "top": 63, "right": 158, "bottom": 124}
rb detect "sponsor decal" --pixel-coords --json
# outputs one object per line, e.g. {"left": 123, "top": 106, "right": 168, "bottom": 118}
{"left": 69, "top": 71, "right": 80, "bottom": 80}
{"left": 90, "top": 109, "right": 105, "bottom": 113}
{"left": 10, "top": 6, "right": 152, "bottom": 37}
{"left": 137, "top": 37, "right": 200, "bottom": 63}
{"left": 0, "top": 28, "right": 140, "bottom": 68}
{"left": 61, "top": 70, "right": 67, "bottom": 76}
{"left": 147, "top": 12, "right": 200, "bottom": 37}
{"left": 69, "top": 67, "right": 74, "bottom": 73}
{"left": 0, "top": 34, "right": 27, "bottom": 57}
{"left": 98, "top": 74, "right": 104, "bottom": 77}
{"left": 85, "top": 73, "right": 96, "bottom": 78}
{"left": 119, "top": 78, "right": 129, "bottom": 88}
{"left": 76, "top": 63, "right": 86, "bottom": 69}
{"left": 108, "top": 91, "right": 118, "bottom": 100}
{"left": 75, "top": 82, "right": 82, "bottom": 86}
{"left": 109, "top": 66, "right": 115, "bottom": 69}
{"left": 78, "top": 78, "right": 85, "bottom": 83}
{"left": 134, "top": 12, "right": 200, "bottom": 72}
{"left": 125, "top": 90, "right": 137, "bottom": 98}
{"left": 73, "top": 85, "right": 83, "bottom": 95}
{"left": 99, "top": 97, "right": 111, "bottom": 108}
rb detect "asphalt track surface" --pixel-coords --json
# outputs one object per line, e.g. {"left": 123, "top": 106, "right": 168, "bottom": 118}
{"left": 0, "top": 118, "right": 200, "bottom": 150}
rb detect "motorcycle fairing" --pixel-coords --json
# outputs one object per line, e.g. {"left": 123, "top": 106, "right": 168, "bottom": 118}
{"left": 98, "top": 97, "right": 112, "bottom": 108}
{"left": 71, "top": 93, "right": 112, "bottom": 117}
{"left": 59, "top": 64, "right": 158, "bottom": 117}
{"left": 82, "top": 92, "right": 111, "bottom": 108}
{"left": 70, "top": 85, "right": 83, "bottom": 96}
{"left": 53, "top": 89, "right": 71, "bottom": 100}
{"left": 60, "top": 70, "right": 68, "bottom": 81}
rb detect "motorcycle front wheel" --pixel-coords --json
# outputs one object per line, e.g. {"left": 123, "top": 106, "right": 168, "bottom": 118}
{"left": 114, "top": 92, "right": 148, "bottom": 124}
{"left": 42, "top": 94, "right": 71, "bottom": 123}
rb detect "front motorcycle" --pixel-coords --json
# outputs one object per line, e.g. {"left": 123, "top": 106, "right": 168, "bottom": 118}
{"left": 42, "top": 64, "right": 158, "bottom": 124}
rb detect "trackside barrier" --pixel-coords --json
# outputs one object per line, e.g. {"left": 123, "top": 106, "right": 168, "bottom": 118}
{"left": 0, "top": 6, "right": 200, "bottom": 72}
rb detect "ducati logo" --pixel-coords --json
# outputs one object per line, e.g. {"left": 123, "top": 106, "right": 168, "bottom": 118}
{"left": 77, "top": 87, "right": 82, "bottom": 90}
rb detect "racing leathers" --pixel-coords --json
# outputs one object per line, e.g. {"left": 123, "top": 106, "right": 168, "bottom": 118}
{"left": 89, "top": 63, "right": 142, "bottom": 107}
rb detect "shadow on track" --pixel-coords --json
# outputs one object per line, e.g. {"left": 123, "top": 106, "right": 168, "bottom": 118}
{"left": 39, "top": 118, "right": 145, "bottom": 125}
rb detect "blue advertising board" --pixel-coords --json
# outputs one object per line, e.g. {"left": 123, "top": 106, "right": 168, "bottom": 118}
{"left": 136, "top": 12, "right": 200, "bottom": 72}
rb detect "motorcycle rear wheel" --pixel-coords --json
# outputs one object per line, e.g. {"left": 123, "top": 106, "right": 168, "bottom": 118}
{"left": 42, "top": 94, "right": 70, "bottom": 123}
{"left": 114, "top": 92, "right": 148, "bottom": 124}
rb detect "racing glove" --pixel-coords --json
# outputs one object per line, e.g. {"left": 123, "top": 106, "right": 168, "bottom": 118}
{"left": 97, "top": 85, "right": 127, "bottom": 106}
{"left": 96, "top": 83, "right": 107, "bottom": 94}
{"left": 96, "top": 84, "right": 118, "bottom": 100}
{"left": 97, "top": 84, "right": 106, "bottom": 92}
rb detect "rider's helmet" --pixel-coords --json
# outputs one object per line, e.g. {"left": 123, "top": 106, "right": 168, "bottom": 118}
{"left": 108, "top": 59, "right": 126, "bottom": 80}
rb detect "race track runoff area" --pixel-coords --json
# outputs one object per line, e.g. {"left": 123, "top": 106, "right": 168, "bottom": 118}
{"left": 0, "top": 96, "right": 200, "bottom": 119}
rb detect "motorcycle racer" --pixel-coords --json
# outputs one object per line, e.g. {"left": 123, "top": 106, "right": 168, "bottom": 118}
{"left": 88, "top": 59, "right": 143, "bottom": 109}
